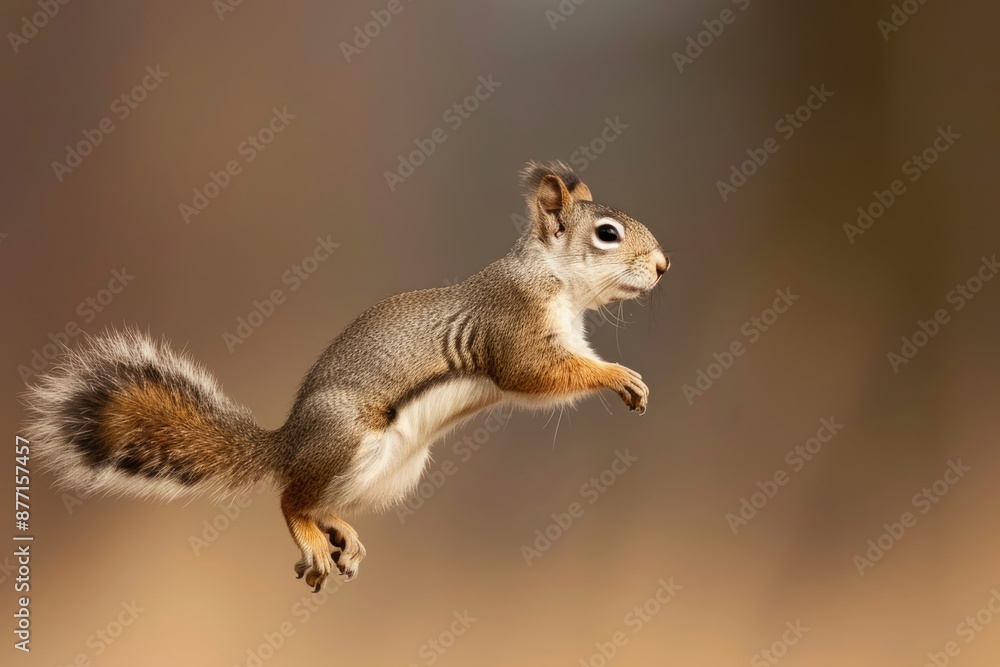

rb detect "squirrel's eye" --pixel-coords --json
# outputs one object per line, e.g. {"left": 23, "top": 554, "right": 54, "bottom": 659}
{"left": 596, "top": 224, "right": 621, "bottom": 244}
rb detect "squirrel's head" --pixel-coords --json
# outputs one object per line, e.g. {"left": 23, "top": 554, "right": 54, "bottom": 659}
{"left": 519, "top": 161, "right": 668, "bottom": 309}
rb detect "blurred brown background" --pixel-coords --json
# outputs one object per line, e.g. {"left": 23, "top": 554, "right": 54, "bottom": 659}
{"left": 2, "top": 0, "right": 999, "bottom": 665}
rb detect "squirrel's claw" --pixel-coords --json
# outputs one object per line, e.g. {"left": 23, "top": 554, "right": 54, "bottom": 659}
{"left": 612, "top": 363, "right": 649, "bottom": 414}
{"left": 323, "top": 525, "right": 366, "bottom": 584}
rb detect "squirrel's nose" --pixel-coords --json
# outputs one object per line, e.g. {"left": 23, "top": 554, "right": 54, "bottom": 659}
{"left": 654, "top": 251, "right": 669, "bottom": 277}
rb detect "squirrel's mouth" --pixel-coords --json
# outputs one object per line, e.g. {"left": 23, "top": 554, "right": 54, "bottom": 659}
{"left": 614, "top": 272, "right": 663, "bottom": 300}
{"left": 594, "top": 272, "right": 657, "bottom": 306}
{"left": 613, "top": 282, "right": 648, "bottom": 300}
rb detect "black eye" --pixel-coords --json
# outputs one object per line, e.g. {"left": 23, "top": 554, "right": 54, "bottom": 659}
{"left": 596, "top": 224, "right": 621, "bottom": 243}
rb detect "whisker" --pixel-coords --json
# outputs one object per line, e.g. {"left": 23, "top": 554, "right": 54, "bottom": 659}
{"left": 597, "top": 305, "right": 625, "bottom": 330}
{"left": 503, "top": 405, "right": 515, "bottom": 430}
{"left": 551, "top": 407, "right": 565, "bottom": 449}
{"left": 652, "top": 283, "right": 665, "bottom": 332}
{"left": 614, "top": 301, "right": 624, "bottom": 357}
{"left": 603, "top": 303, "right": 630, "bottom": 326}
{"left": 567, "top": 269, "right": 632, "bottom": 321}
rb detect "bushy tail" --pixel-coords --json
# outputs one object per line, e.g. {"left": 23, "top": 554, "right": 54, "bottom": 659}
{"left": 23, "top": 329, "right": 282, "bottom": 502}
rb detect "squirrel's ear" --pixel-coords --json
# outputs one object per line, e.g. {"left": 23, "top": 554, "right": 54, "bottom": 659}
{"left": 521, "top": 160, "right": 592, "bottom": 204}
{"left": 536, "top": 174, "right": 572, "bottom": 213}
{"left": 520, "top": 161, "right": 591, "bottom": 241}
{"left": 571, "top": 182, "right": 593, "bottom": 202}
{"left": 533, "top": 174, "right": 572, "bottom": 240}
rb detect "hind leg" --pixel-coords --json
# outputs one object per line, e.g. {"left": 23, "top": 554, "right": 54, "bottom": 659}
{"left": 279, "top": 403, "right": 373, "bottom": 589}
{"left": 320, "top": 514, "right": 366, "bottom": 581}
{"left": 280, "top": 484, "right": 336, "bottom": 592}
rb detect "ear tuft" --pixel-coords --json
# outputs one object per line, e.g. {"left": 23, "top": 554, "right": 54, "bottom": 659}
{"left": 536, "top": 174, "right": 570, "bottom": 213}
{"left": 520, "top": 160, "right": 592, "bottom": 203}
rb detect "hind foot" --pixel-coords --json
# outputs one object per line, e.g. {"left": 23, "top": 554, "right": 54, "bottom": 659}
{"left": 322, "top": 517, "right": 366, "bottom": 581}
{"left": 293, "top": 548, "right": 336, "bottom": 592}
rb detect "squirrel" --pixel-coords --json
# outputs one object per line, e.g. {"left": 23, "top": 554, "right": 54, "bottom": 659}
{"left": 23, "top": 161, "right": 668, "bottom": 592}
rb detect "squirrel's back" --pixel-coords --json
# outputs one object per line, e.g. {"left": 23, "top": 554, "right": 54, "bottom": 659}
{"left": 23, "top": 329, "right": 281, "bottom": 502}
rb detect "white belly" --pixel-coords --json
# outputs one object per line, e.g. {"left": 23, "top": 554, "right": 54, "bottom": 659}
{"left": 335, "top": 377, "right": 501, "bottom": 512}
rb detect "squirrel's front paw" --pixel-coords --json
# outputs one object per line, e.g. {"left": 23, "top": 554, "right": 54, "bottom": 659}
{"left": 610, "top": 364, "right": 648, "bottom": 415}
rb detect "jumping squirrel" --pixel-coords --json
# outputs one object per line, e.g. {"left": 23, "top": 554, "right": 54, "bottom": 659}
{"left": 24, "top": 161, "right": 669, "bottom": 592}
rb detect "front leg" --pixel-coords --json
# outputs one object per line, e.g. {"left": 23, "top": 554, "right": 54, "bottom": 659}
{"left": 497, "top": 353, "right": 649, "bottom": 414}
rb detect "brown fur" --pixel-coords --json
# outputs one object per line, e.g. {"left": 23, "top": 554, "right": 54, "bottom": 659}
{"left": 100, "top": 383, "right": 211, "bottom": 452}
